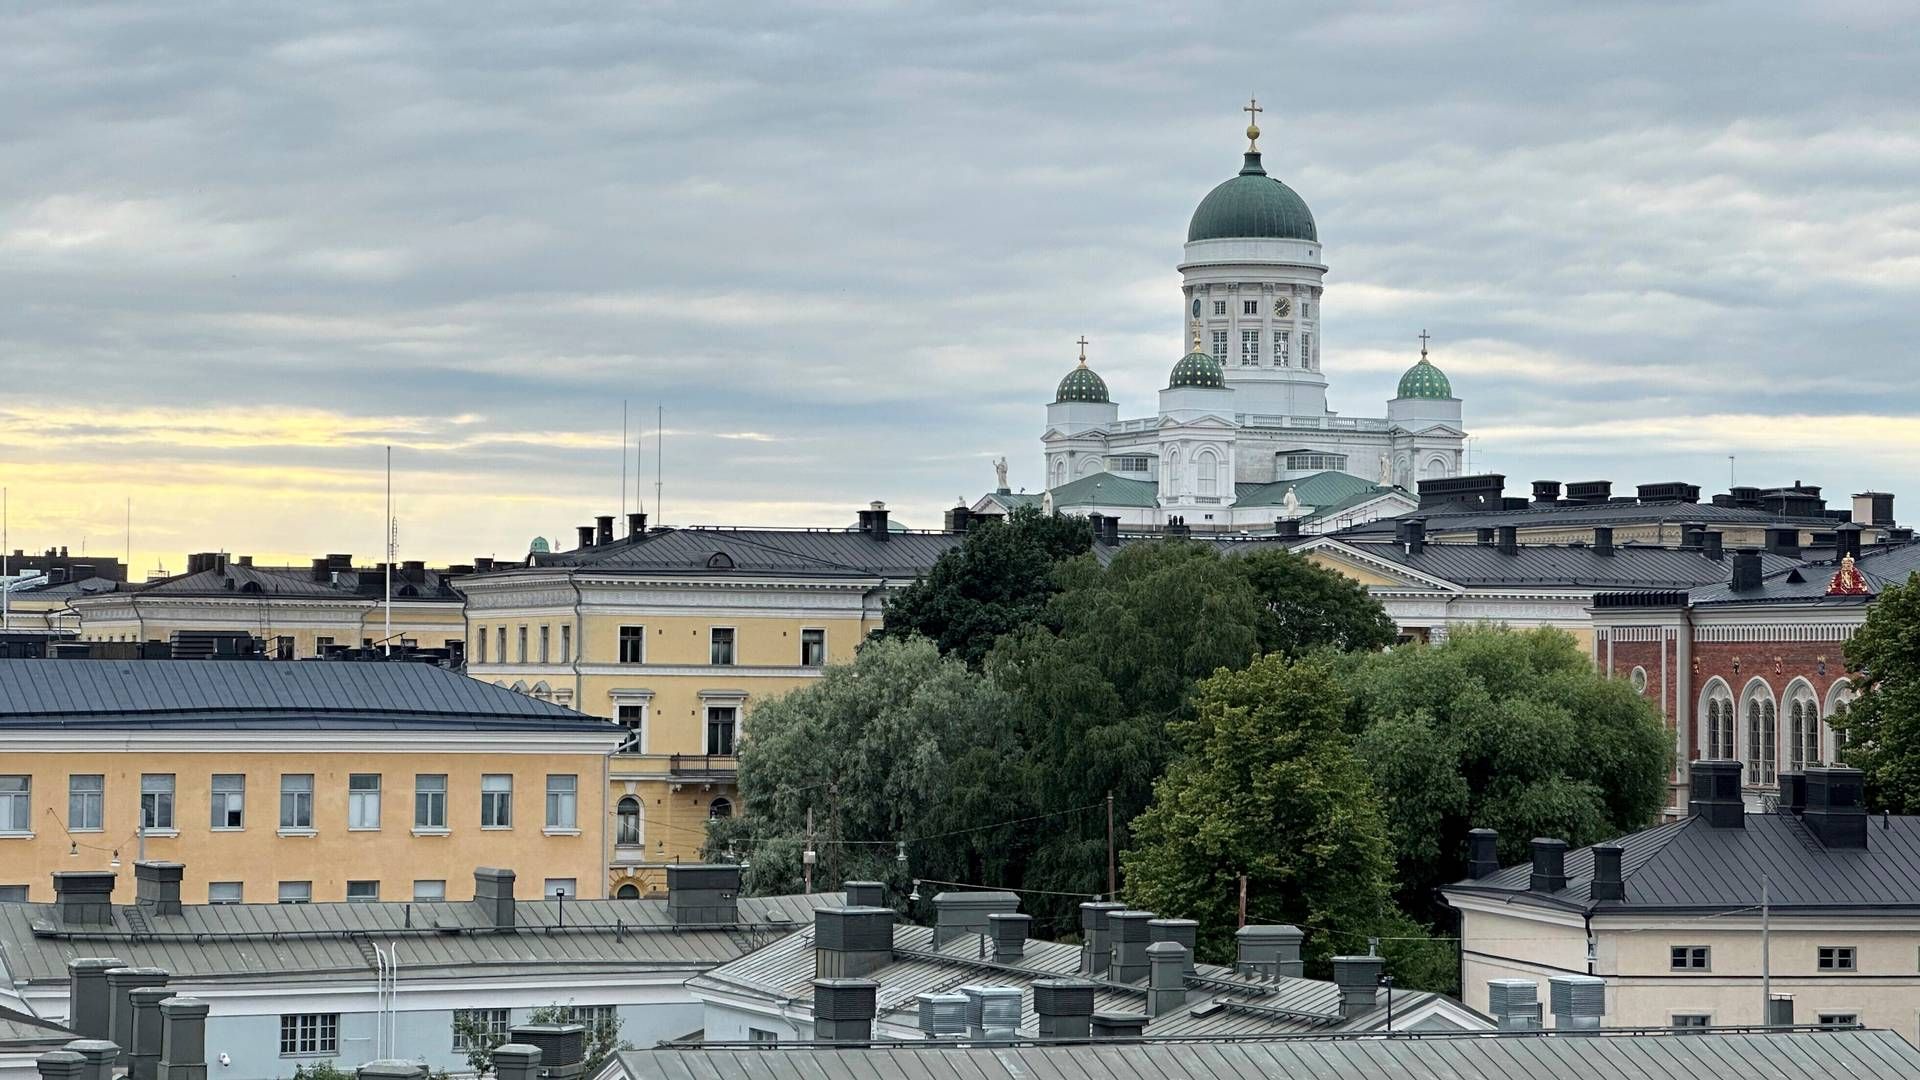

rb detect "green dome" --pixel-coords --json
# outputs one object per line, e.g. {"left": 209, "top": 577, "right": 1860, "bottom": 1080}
{"left": 1187, "top": 150, "right": 1318, "bottom": 243}
{"left": 1396, "top": 356, "right": 1453, "bottom": 399}
{"left": 1054, "top": 362, "right": 1110, "bottom": 403}
{"left": 1168, "top": 341, "right": 1225, "bottom": 389}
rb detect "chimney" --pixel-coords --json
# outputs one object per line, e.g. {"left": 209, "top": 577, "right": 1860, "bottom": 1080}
{"left": 1548, "top": 974, "right": 1605, "bottom": 1030}
{"left": 1680, "top": 523, "right": 1706, "bottom": 551}
{"left": 1032, "top": 980, "right": 1097, "bottom": 1040}
{"left": 1487, "top": 979, "right": 1542, "bottom": 1031}
{"left": 575, "top": 525, "right": 595, "bottom": 549}
{"left": 401, "top": 559, "right": 426, "bottom": 582}
{"left": 474, "top": 556, "right": 495, "bottom": 573}
{"left": 931, "top": 890, "right": 1017, "bottom": 948}
{"left": 1148, "top": 918, "right": 1199, "bottom": 975}
{"left": 473, "top": 868, "right": 516, "bottom": 929}
{"left": 1852, "top": 491, "right": 1895, "bottom": 527}
{"left": 813, "top": 906, "right": 894, "bottom": 978}
{"left": 1528, "top": 838, "right": 1568, "bottom": 892}
{"left": 1531, "top": 480, "right": 1561, "bottom": 506}
{"left": 627, "top": 512, "right": 647, "bottom": 540}
{"left": 915, "top": 993, "right": 968, "bottom": 1040}
{"left": 61, "top": 1042, "right": 115, "bottom": 1080}
{"left": 594, "top": 516, "right": 614, "bottom": 545}
{"left": 1078, "top": 901, "right": 1125, "bottom": 975}
{"left": 1397, "top": 517, "right": 1425, "bottom": 554}
{"left": 811, "top": 978, "right": 878, "bottom": 1044}
{"left": 134, "top": 862, "right": 183, "bottom": 917}
{"left": 1145, "top": 941, "right": 1187, "bottom": 1015}
{"left": 1767, "top": 994, "right": 1795, "bottom": 1027}
{"left": 988, "top": 912, "right": 1030, "bottom": 963}
{"left": 961, "top": 986, "right": 1022, "bottom": 1040}
{"left": 354, "top": 1063, "right": 426, "bottom": 1080}
{"left": 666, "top": 864, "right": 741, "bottom": 926}
{"left": 1234, "top": 924, "right": 1304, "bottom": 979}
{"left": 1589, "top": 844, "right": 1625, "bottom": 901}
{"left": 311, "top": 558, "right": 329, "bottom": 583}
{"left": 1764, "top": 527, "right": 1801, "bottom": 559}
{"left": 1089, "top": 1012, "right": 1146, "bottom": 1040}
{"left": 1730, "top": 549, "right": 1764, "bottom": 592}
{"left": 491, "top": 1045, "right": 542, "bottom": 1080}
{"left": 866, "top": 501, "right": 890, "bottom": 541}
{"left": 1836, "top": 522, "right": 1864, "bottom": 561}
{"left": 944, "top": 504, "right": 972, "bottom": 534}
{"left": 1780, "top": 771, "right": 1808, "bottom": 815}
{"left": 1703, "top": 531, "right": 1724, "bottom": 560}
{"left": 1331, "top": 955, "right": 1383, "bottom": 1020}
{"left": 1451, "top": 829, "right": 1498, "bottom": 883}
{"left": 326, "top": 554, "right": 353, "bottom": 572}
{"left": 1688, "top": 759, "right": 1746, "bottom": 828}
{"left": 128, "top": 987, "right": 171, "bottom": 1080}
{"left": 1273, "top": 518, "right": 1301, "bottom": 540}
{"left": 156, "top": 995, "right": 210, "bottom": 1080}
{"left": 106, "top": 968, "right": 169, "bottom": 1066}
{"left": 34, "top": 1050, "right": 87, "bottom": 1080}
{"left": 1107, "top": 910, "right": 1154, "bottom": 983}
{"left": 53, "top": 873, "right": 115, "bottom": 926}
{"left": 1476, "top": 527, "right": 1496, "bottom": 546}
{"left": 842, "top": 880, "right": 885, "bottom": 907}
{"left": 65, "top": 959, "right": 125, "bottom": 1040}
{"left": 1496, "top": 525, "right": 1518, "bottom": 555}
{"left": 506, "top": 1024, "right": 585, "bottom": 1080}
{"left": 1803, "top": 765, "right": 1868, "bottom": 849}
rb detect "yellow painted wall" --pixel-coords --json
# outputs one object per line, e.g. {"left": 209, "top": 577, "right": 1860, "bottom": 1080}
{"left": 1305, "top": 552, "right": 1406, "bottom": 587}
{"left": 0, "top": 749, "right": 606, "bottom": 904}
{"left": 72, "top": 599, "right": 465, "bottom": 656}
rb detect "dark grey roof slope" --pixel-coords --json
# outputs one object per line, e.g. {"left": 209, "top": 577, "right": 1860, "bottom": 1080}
{"left": 1338, "top": 499, "right": 1839, "bottom": 536}
{"left": 614, "top": 1028, "right": 1920, "bottom": 1080}
{"left": 1687, "top": 542, "right": 1920, "bottom": 606}
{"left": 1447, "top": 813, "right": 1920, "bottom": 915}
{"left": 0, "top": 1004, "right": 74, "bottom": 1049}
{"left": 0, "top": 892, "right": 844, "bottom": 985}
{"left": 0, "top": 660, "right": 606, "bottom": 731}
{"left": 520, "top": 528, "right": 962, "bottom": 580}
{"left": 1333, "top": 541, "right": 1798, "bottom": 589}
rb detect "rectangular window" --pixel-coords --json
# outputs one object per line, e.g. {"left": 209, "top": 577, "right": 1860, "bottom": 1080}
{"left": 546, "top": 775, "right": 577, "bottom": 829}
{"left": 279, "top": 774, "right": 314, "bottom": 830}
{"left": 800, "top": 628, "right": 826, "bottom": 667}
{"left": 1212, "top": 329, "right": 1229, "bottom": 360}
{"left": 413, "top": 879, "right": 446, "bottom": 901}
{"left": 516, "top": 626, "right": 527, "bottom": 663}
{"left": 495, "top": 626, "right": 506, "bottom": 664}
{"left": 452, "top": 1008, "right": 511, "bottom": 1051}
{"left": 618, "top": 625, "right": 645, "bottom": 664}
{"left": 0, "top": 885, "right": 27, "bottom": 903}
{"left": 475, "top": 628, "right": 487, "bottom": 664}
{"left": 211, "top": 774, "right": 246, "bottom": 830}
{"left": 1670, "top": 946, "right": 1710, "bottom": 970}
{"left": 1818, "top": 946, "right": 1857, "bottom": 971}
{"left": 278, "top": 1013, "right": 337, "bottom": 1056}
{"left": 277, "top": 881, "right": 312, "bottom": 905}
{"left": 415, "top": 774, "right": 448, "bottom": 829}
{"left": 1818, "top": 1013, "right": 1859, "bottom": 1028}
{"left": 1671, "top": 1014, "right": 1711, "bottom": 1030}
{"left": 1275, "top": 330, "right": 1289, "bottom": 366}
{"left": 1302, "top": 299, "right": 1312, "bottom": 319}
{"left": 208, "top": 882, "right": 243, "bottom": 904}
{"left": 1212, "top": 300, "right": 1226, "bottom": 316}
{"left": 561, "top": 624, "right": 572, "bottom": 663}
{"left": 273, "top": 635, "right": 294, "bottom": 661}
{"left": 538, "top": 625, "right": 550, "bottom": 663}
{"left": 140, "top": 774, "right": 175, "bottom": 830}
{"left": 346, "top": 880, "right": 379, "bottom": 903}
{"left": 1242, "top": 299, "right": 1259, "bottom": 316}
{"left": 481, "top": 774, "right": 512, "bottom": 829}
{"left": 69, "top": 775, "right": 104, "bottom": 831}
{"left": 616, "top": 703, "right": 645, "bottom": 753}
{"left": 544, "top": 878, "right": 577, "bottom": 899}
{"left": 348, "top": 774, "right": 381, "bottom": 830}
{"left": 0, "top": 777, "right": 27, "bottom": 833}
{"left": 1113, "top": 455, "right": 1151, "bottom": 472}
{"left": 710, "top": 627, "right": 735, "bottom": 666}
{"left": 707, "top": 706, "right": 738, "bottom": 756}
{"left": 314, "top": 635, "right": 334, "bottom": 657}
{"left": 1302, "top": 331, "right": 1313, "bottom": 369}
{"left": 1241, "top": 329, "right": 1260, "bottom": 366}
{"left": 747, "top": 1029, "right": 779, "bottom": 1044}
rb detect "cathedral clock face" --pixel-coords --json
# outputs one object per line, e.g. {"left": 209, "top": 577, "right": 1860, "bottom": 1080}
{"left": 1273, "top": 296, "right": 1291, "bottom": 318}
{"left": 1191, "top": 298, "right": 1202, "bottom": 318}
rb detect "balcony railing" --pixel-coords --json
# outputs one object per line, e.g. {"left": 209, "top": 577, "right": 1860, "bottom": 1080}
{"left": 669, "top": 754, "right": 738, "bottom": 780}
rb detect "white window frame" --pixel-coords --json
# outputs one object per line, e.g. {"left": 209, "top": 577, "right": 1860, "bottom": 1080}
{"left": 69, "top": 774, "right": 104, "bottom": 832}
{"left": 346, "top": 880, "right": 379, "bottom": 903}
{"left": 710, "top": 626, "right": 736, "bottom": 666}
{"left": 277, "top": 881, "right": 312, "bottom": 905}
{"left": 1241, "top": 329, "right": 1260, "bottom": 366}
{"left": 544, "top": 878, "right": 577, "bottom": 899}
{"left": 412, "top": 879, "right": 446, "bottom": 901}
{"left": 453, "top": 1008, "right": 511, "bottom": 1051}
{"left": 800, "top": 627, "right": 827, "bottom": 667}
{"left": 211, "top": 774, "right": 245, "bottom": 830}
{"left": 279, "top": 774, "right": 314, "bottom": 832}
{"left": 141, "top": 774, "right": 175, "bottom": 831}
{"left": 207, "top": 882, "right": 243, "bottom": 904}
{"left": 615, "top": 795, "right": 643, "bottom": 848}
{"left": 348, "top": 774, "right": 381, "bottom": 831}
{"left": 1211, "top": 329, "right": 1229, "bottom": 360}
{"left": 481, "top": 774, "right": 513, "bottom": 829}
{"left": 278, "top": 1013, "right": 337, "bottom": 1056}
{"left": 0, "top": 776, "right": 29, "bottom": 834}
{"left": 1212, "top": 300, "right": 1227, "bottom": 316}
{"left": 414, "top": 774, "right": 448, "bottom": 832}
{"left": 1274, "top": 330, "right": 1289, "bottom": 366}
{"left": 545, "top": 774, "right": 578, "bottom": 832}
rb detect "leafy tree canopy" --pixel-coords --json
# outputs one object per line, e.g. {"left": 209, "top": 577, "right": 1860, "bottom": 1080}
{"left": 1233, "top": 547, "right": 1399, "bottom": 657}
{"left": 1833, "top": 572, "right": 1920, "bottom": 811}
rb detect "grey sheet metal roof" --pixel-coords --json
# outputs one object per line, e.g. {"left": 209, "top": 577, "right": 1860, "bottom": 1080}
{"left": 1336, "top": 499, "right": 1841, "bottom": 536}
{"left": 1447, "top": 813, "right": 1920, "bottom": 915}
{"left": 0, "top": 1004, "right": 74, "bottom": 1049}
{"left": 519, "top": 528, "right": 962, "bottom": 580}
{"left": 690, "top": 922, "right": 1426, "bottom": 1038}
{"left": 0, "top": 892, "right": 844, "bottom": 985}
{"left": 1687, "top": 542, "right": 1920, "bottom": 606}
{"left": 134, "top": 564, "right": 462, "bottom": 601}
{"left": 614, "top": 1028, "right": 1920, "bottom": 1080}
{"left": 1333, "top": 540, "right": 1799, "bottom": 589}
{"left": 0, "top": 660, "right": 607, "bottom": 731}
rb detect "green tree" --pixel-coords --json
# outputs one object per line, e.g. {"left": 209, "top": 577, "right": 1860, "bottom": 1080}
{"left": 1232, "top": 547, "right": 1398, "bottom": 657}
{"left": 1120, "top": 654, "right": 1407, "bottom": 972}
{"left": 879, "top": 506, "right": 1092, "bottom": 668}
{"left": 706, "top": 635, "right": 1029, "bottom": 899}
{"left": 451, "top": 1011, "right": 505, "bottom": 1076}
{"left": 528, "top": 1004, "right": 632, "bottom": 1078}
{"left": 1339, "top": 625, "right": 1673, "bottom": 919}
{"left": 1832, "top": 572, "right": 1920, "bottom": 811}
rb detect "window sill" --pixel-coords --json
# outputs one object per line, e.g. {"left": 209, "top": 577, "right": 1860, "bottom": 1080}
{"left": 542, "top": 827, "right": 581, "bottom": 837}
{"left": 277, "top": 828, "right": 317, "bottom": 838}
{"left": 140, "top": 828, "right": 180, "bottom": 838}
{"left": 0, "top": 832, "right": 34, "bottom": 840}
{"left": 69, "top": 828, "right": 104, "bottom": 834}
{"left": 347, "top": 827, "right": 381, "bottom": 833}
{"left": 211, "top": 826, "right": 244, "bottom": 833}
{"left": 411, "top": 827, "right": 450, "bottom": 837}
{"left": 481, "top": 825, "right": 513, "bottom": 832}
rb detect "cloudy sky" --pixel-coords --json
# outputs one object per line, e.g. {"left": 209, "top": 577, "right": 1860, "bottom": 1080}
{"left": 4, "top": 1, "right": 1917, "bottom": 572}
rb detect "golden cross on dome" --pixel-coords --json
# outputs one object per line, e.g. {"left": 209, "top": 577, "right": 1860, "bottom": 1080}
{"left": 1418, "top": 329, "right": 1431, "bottom": 360}
{"left": 1077, "top": 336, "right": 1090, "bottom": 365}
{"left": 1243, "top": 97, "right": 1263, "bottom": 150}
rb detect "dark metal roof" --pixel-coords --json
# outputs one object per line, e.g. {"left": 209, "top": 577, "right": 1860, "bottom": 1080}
{"left": 1447, "top": 813, "right": 1920, "bottom": 915}
{"left": 1338, "top": 499, "right": 1840, "bottom": 535}
{"left": 0, "top": 660, "right": 606, "bottom": 731}
{"left": 613, "top": 1028, "right": 1920, "bottom": 1080}
{"left": 1332, "top": 541, "right": 1799, "bottom": 589}
{"left": 134, "top": 564, "right": 463, "bottom": 601}
{"left": 1687, "top": 542, "right": 1920, "bottom": 606}
{"left": 517, "top": 528, "right": 962, "bottom": 580}
{"left": 0, "top": 1004, "right": 74, "bottom": 1049}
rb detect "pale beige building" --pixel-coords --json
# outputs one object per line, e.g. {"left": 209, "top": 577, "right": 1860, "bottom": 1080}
{"left": 1445, "top": 761, "right": 1920, "bottom": 1044}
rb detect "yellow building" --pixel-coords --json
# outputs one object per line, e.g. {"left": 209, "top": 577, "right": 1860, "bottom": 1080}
{"left": 0, "top": 658, "right": 621, "bottom": 904}
{"left": 69, "top": 552, "right": 468, "bottom": 659}
{"left": 459, "top": 509, "right": 958, "bottom": 896}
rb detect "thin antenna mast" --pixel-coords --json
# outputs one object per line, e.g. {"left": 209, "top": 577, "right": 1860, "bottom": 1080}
{"left": 621, "top": 401, "right": 629, "bottom": 519}
{"left": 384, "top": 446, "right": 393, "bottom": 657}
{"left": 655, "top": 404, "right": 663, "bottom": 525}
{"left": 635, "top": 406, "right": 645, "bottom": 513}
{"left": 2, "top": 486, "right": 9, "bottom": 631}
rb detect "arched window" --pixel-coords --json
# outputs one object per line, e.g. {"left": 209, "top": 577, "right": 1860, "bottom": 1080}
{"left": 708, "top": 797, "right": 733, "bottom": 820}
{"left": 706, "top": 552, "right": 735, "bottom": 570}
{"left": 1741, "top": 679, "right": 1777, "bottom": 786}
{"left": 1197, "top": 452, "right": 1219, "bottom": 497}
{"left": 1699, "top": 679, "right": 1734, "bottom": 760}
{"left": 1824, "top": 678, "right": 1855, "bottom": 760}
{"left": 1052, "top": 459, "right": 1066, "bottom": 489}
{"left": 240, "top": 581, "right": 263, "bottom": 594}
{"left": 616, "top": 796, "right": 641, "bottom": 846}
{"left": 615, "top": 883, "right": 640, "bottom": 900}
{"left": 1784, "top": 680, "right": 1820, "bottom": 771}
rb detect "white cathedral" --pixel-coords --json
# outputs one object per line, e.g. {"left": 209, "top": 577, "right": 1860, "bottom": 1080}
{"left": 975, "top": 107, "right": 1467, "bottom": 534}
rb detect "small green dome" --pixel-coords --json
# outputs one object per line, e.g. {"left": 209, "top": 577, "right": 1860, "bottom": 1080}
{"left": 1187, "top": 150, "right": 1318, "bottom": 243}
{"left": 1168, "top": 340, "right": 1226, "bottom": 389}
{"left": 1396, "top": 356, "right": 1453, "bottom": 399}
{"left": 1054, "top": 362, "right": 1110, "bottom": 403}
{"left": 529, "top": 536, "right": 551, "bottom": 553}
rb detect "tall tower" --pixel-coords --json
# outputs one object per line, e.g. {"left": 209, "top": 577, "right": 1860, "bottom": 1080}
{"left": 1178, "top": 101, "right": 1330, "bottom": 419}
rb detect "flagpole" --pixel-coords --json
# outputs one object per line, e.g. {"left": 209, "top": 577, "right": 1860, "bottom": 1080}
{"left": 384, "top": 446, "right": 393, "bottom": 657}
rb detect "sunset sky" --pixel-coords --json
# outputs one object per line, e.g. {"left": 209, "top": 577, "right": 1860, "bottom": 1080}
{"left": 4, "top": 2, "right": 1917, "bottom": 574}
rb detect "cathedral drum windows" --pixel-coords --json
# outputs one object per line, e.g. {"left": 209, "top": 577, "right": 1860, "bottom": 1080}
{"left": 1212, "top": 330, "right": 1229, "bottom": 360}
{"left": 1241, "top": 329, "right": 1260, "bottom": 365}
{"left": 1242, "top": 299, "right": 1259, "bottom": 316}
{"left": 1213, "top": 300, "right": 1228, "bottom": 316}
{"left": 1274, "top": 330, "right": 1290, "bottom": 366}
